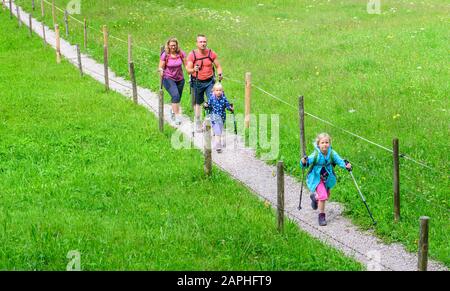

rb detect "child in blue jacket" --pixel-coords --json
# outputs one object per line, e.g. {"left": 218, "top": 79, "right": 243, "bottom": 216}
{"left": 300, "top": 133, "right": 352, "bottom": 226}
{"left": 203, "top": 82, "right": 234, "bottom": 153}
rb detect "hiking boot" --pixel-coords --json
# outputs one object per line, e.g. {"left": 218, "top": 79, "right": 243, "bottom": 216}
{"left": 216, "top": 148, "right": 222, "bottom": 153}
{"left": 310, "top": 194, "right": 318, "bottom": 210}
{"left": 318, "top": 213, "right": 327, "bottom": 226}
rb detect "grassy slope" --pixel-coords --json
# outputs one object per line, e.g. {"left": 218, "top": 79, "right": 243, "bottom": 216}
{"left": 13, "top": 0, "right": 449, "bottom": 265}
{"left": 0, "top": 10, "right": 362, "bottom": 270}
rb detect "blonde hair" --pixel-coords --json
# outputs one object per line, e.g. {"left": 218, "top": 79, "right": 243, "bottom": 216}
{"left": 315, "top": 132, "right": 332, "bottom": 145}
{"left": 164, "top": 37, "right": 180, "bottom": 55}
{"left": 212, "top": 82, "right": 223, "bottom": 91}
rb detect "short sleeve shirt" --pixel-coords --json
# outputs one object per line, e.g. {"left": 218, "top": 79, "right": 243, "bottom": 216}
{"left": 160, "top": 50, "right": 186, "bottom": 82}
{"left": 187, "top": 49, "right": 217, "bottom": 81}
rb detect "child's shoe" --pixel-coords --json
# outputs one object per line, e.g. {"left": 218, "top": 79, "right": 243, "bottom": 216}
{"left": 310, "top": 194, "right": 318, "bottom": 210}
{"left": 318, "top": 213, "right": 327, "bottom": 226}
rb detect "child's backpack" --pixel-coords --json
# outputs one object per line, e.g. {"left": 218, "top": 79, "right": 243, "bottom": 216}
{"left": 307, "top": 149, "right": 337, "bottom": 175}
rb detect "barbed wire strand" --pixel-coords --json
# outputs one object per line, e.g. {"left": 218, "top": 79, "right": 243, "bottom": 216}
{"left": 42, "top": 0, "right": 159, "bottom": 55}
{"left": 251, "top": 84, "right": 445, "bottom": 175}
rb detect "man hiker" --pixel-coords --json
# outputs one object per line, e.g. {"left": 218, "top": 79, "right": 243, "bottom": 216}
{"left": 186, "top": 34, "right": 223, "bottom": 132}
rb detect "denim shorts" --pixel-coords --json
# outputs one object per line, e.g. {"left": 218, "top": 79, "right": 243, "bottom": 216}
{"left": 191, "top": 77, "right": 215, "bottom": 105}
{"left": 163, "top": 78, "right": 185, "bottom": 103}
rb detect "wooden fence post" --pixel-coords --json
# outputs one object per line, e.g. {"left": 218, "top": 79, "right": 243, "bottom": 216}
{"left": 32, "top": 0, "right": 35, "bottom": 11}
{"left": 51, "top": 0, "right": 55, "bottom": 26}
{"left": 128, "top": 34, "right": 132, "bottom": 65}
{"left": 9, "top": 0, "right": 12, "bottom": 19}
{"left": 103, "top": 25, "right": 109, "bottom": 91}
{"left": 277, "top": 161, "right": 285, "bottom": 233}
{"left": 76, "top": 44, "right": 83, "bottom": 76}
{"left": 159, "top": 84, "right": 164, "bottom": 132}
{"left": 40, "top": 0, "right": 44, "bottom": 17}
{"left": 299, "top": 96, "right": 306, "bottom": 157}
{"left": 204, "top": 119, "right": 212, "bottom": 176}
{"left": 393, "top": 138, "right": 400, "bottom": 221}
{"left": 83, "top": 18, "right": 87, "bottom": 50}
{"left": 129, "top": 61, "right": 138, "bottom": 104}
{"left": 418, "top": 216, "right": 429, "bottom": 271}
{"left": 298, "top": 95, "right": 306, "bottom": 210}
{"left": 55, "top": 24, "right": 61, "bottom": 63}
{"left": 28, "top": 14, "right": 32, "bottom": 37}
{"left": 64, "top": 10, "right": 69, "bottom": 37}
{"left": 244, "top": 72, "right": 251, "bottom": 128}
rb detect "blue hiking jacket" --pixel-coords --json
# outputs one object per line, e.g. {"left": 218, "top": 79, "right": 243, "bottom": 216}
{"left": 206, "top": 92, "right": 232, "bottom": 124}
{"left": 300, "top": 144, "right": 347, "bottom": 193}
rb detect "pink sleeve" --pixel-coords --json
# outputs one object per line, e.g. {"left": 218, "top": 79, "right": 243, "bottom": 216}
{"left": 160, "top": 52, "right": 166, "bottom": 61}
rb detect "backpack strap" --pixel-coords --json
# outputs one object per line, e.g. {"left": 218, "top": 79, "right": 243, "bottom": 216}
{"left": 192, "top": 49, "right": 216, "bottom": 78}
{"left": 163, "top": 51, "right": 183, "bottom": 70}
{"left": 164, "top": 53, "right": 169, "bottom": 70}
{"left": 307, "top": 150, "right": 318, "bottom": 174}
{"left": 307, "top": 149, "right": 337, "bottom": 174}
{"left": 209, "top": 49, "right": 216, "bottom": 77}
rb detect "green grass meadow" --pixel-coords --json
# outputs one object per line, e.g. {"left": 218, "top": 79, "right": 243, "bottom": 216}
{"left": 15, "top": 0, "right": 447, "bottom": 265}
{"left": 0, "top": 9, "right": 365, "bottom": 270}
{"left": 7, "top": 0, "right": 450, "bottom": 268}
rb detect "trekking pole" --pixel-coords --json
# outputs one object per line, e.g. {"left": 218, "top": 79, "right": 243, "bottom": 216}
{"left": 232, "top": 109, "right": 237, "bottom": 136}
{"left": 190, "top": 75, "right": 196, "bottom": 140}
{"left": 298, "top": 96, "right": 306, "bottom": 210}
{"left": 230, "top": 102, "right": 238, "bottom": 149}
{"left": 348, "top": 169, "right": 377, "bottom": 225}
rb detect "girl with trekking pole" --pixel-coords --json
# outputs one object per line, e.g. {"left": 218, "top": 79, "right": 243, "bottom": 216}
{"left": 203, "top": 82, "right": 233, "bottom": 153}
{"left": 300, "top": 133, "right": 352, "bottom": 226}
{"left": 158, "top": 37, "right": 187, "bottom": 125}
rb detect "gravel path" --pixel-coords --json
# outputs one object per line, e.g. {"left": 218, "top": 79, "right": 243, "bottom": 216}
{"left": 7, "top": 2, "right": 447, "bottom": 271}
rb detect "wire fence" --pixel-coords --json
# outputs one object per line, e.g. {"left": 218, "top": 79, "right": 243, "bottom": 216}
{"left": 11, "top": 0, "right": 450, "bottom": 209}
{"left": 14, "top": 0, "right": 449, "bottom": 210}
{"left": 6, "top": 0, "right": 449, "bottom": 270}
{"left": 30, "top": 0, "right": 448, "bottom": 179}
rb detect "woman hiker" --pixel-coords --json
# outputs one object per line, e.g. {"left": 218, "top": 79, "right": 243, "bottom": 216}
{"left": 159, "top": 37, "right": 187, "bottom": 125}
